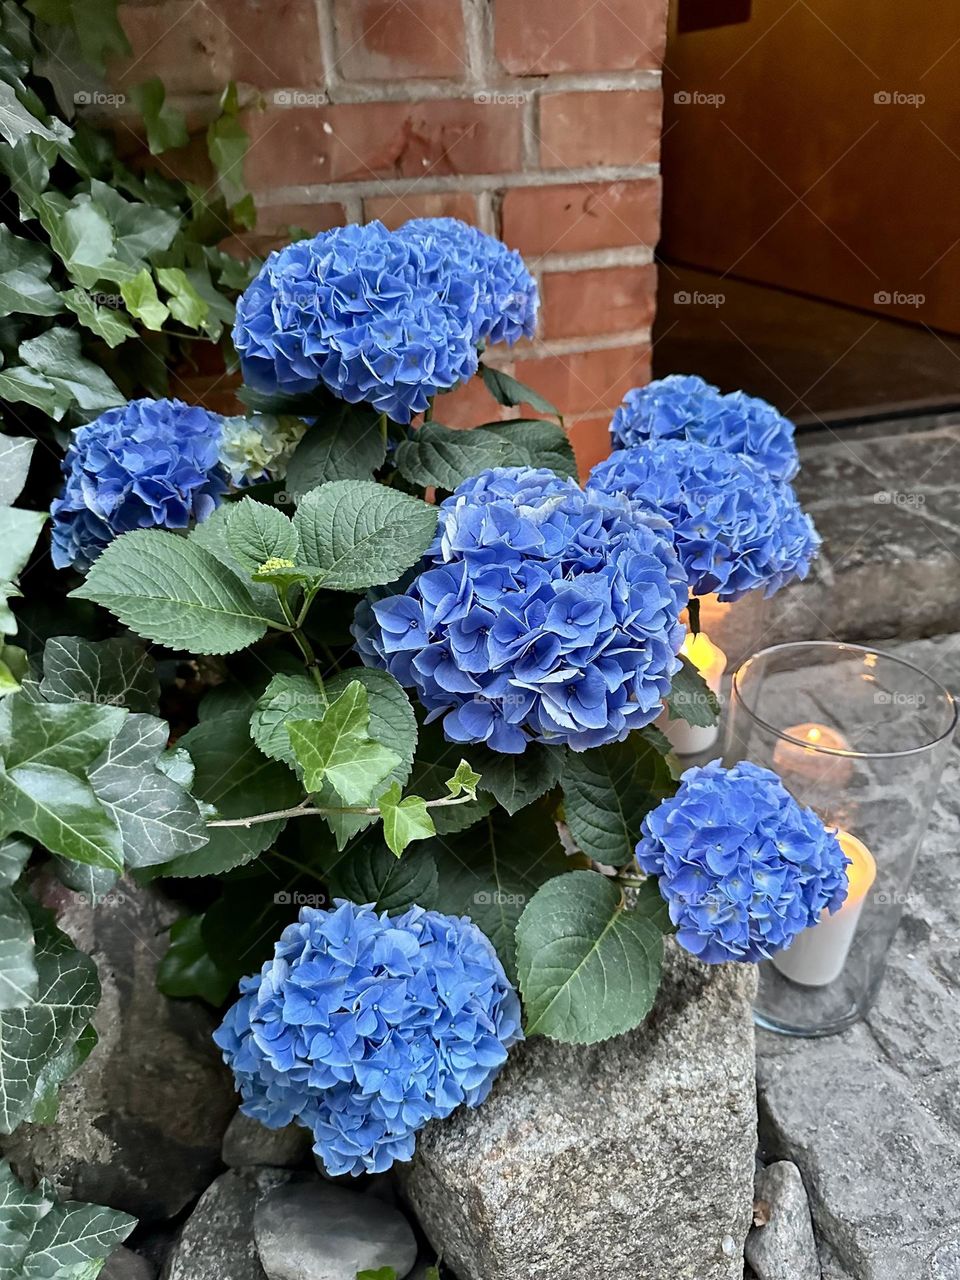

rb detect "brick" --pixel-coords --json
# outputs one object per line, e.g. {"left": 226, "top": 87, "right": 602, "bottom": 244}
{"left": 221, "top": 202, "right": 346, "bottom": 258}
{"left": 495, "top": 0, "right": 668, "bottom": 75}
{"left": 539, "top": 90, "right": 662, "bottom": 169}
{"left": 501, "top": 180, "right": 661, "bottom": 257}
{"left": 113, "top": 0, "right": 324, "bottom": 93}
{"left": 363, "top": 191, "right": 478, "bottom": 230}
{"left": 512, "top": 345, "right": 651, "bottom": 418}
{"left": 243, "top": 100, "right": 522, "bottom": 189}
{"left": 332, "top": 0, "right": 466, "bottom": 79}
{"left": 541, "top": 264, "right": 656, "bottom": 339}
{"left": 567, "top": 416, "right": 614, "bottom": 480}
{"left": 432, "top": 371, "right": 517, "bottom": 429}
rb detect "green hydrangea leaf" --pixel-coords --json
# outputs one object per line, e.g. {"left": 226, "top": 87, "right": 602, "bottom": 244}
{"left": 71, "top": 529, "right": 274, "bottom": 655}
{"left": 157, "top": 915, "right": 233, "bottom": 1008}
{"left": 0, "top": 888, "right": 36, "bottom": 1010}
{"left": 663, "top": 654, "right": 721, "bottom": 728}
{"left": 0, "top": 434, "right": 35, "bottom": 507}
{"left": 293, "top": 480, "right": 438, "bottom": 592}
{"left": 40, "top": 635, "right": 160, "bottom": 714}
{"left": 225, "top": 497, "right": 299, "bottom": 574}
{"left": 394, "top": 421, "right": 512, "bottom": 491}
{"left": 478, "top": 419, "right": 577, "bottom": 479}
{"left": 284, "top": 407, "right": 387, "bottom": 494}
{"left": 250, "top": 672, "right": 324, "bottom": 764}
{"left": 479, "top": 364, "right": 562, "bottom": 420}
{"left": 474, "top": 742, "right": 563, "bottom": 815}
{"left": 288, "top": 681, "right": 401, "bottom": 806}
{"left": 516, "top": 870, "right": 663, "bottom": 1044}
{"left": 328, "top": 839, "right": 438, "bottom": 914}
{"left": 377, "top": 783, "right": 434, "bottom": 856}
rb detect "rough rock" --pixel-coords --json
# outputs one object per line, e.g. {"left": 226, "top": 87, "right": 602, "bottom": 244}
{"left": 254, "top": 1180, "right": 418, "bottom": 1280}
{"left": 101, "top": 1247, "right": 156, "bottom": 1280}
{"left": 223, "top": 1111, "right": 313, "bottom": 1169}
{"left": 400, "top": 945, "right": 758, "bottom": 1280}
{"left": 161, "top": 1168, "right": 294, "bottom": 1280}
{"left": 0, "top": 876, "right": 237, "bottom": 1221}
{"left": 745, "top": 1161, "right": 820, "bottom": 1280}
{"left": 756, "top": 636, "right": 960, "bottom": 1279}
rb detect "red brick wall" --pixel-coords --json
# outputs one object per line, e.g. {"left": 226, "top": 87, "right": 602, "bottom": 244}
{"left": 112, "top": 0, "right": 668, "bottom": 474}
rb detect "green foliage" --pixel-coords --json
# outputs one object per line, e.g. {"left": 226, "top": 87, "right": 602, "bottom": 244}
{"left": 157, "top": 914, "right": 234, "bottom": 1007}
{"left": 516, "top": 871, "right": 664, "bottom": 1044}
{"left": 39, "top": 634, "right": 160, "bottom": 713}
{"left": 474, "top": 742, "right": 563, "bottom": 816}
{"left": 0, "top": 887, "right": 35, "bottom": 1009}
{"left": 479, "top": 364, "right": 562, "bottom": 420}
{"left": 329, "top": 839, "right": 438, "bottom": 914}
{"left": 663, "top": 654, "right": 722, "bottom": 727}
{"left": 285, "top": 406, "right": 387, "bottom": 491}
{"left": 288, "top": 681, "right": 401, "bottom": 806}
{"left": 130, "top": 77, "right": 188, "bottom": 156}
{"left": 377, "top": 781, "right": 434, "bottom": 855}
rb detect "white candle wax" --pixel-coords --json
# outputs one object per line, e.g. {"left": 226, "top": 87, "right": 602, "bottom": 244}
{"left": 772, "top": 831, "right": 876, "bottom": 987}
{"left": 661, "top": 631, "right": 726, "bottom": 756}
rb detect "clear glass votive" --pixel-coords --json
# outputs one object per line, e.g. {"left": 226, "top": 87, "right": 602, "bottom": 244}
{"left": 723, "top": 641, "right": 957, "bottom": 1036}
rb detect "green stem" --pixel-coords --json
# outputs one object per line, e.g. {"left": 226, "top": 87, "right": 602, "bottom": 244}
{"left": 277, "top": 590, "right": 324, "bottom": 693}
{"left": 687, "top": 595, "right": 701, "bottom": 636}
{"left": 207, "top": 792, "right": 474, "bottom": 829}
{"left": 378, "top": 411, "right": 389, "bottom": 447}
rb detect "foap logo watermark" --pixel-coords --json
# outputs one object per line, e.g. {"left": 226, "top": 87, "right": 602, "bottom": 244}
{"left": 874, "top": 90, "right": 925, "bottom": 108}
{"left": 473, "top": 890, "right": 526, "bottom": 907}
{"left": 874, "top": 890, "right": 921, "bottom": 909}
{"left": 873, "top": 489, "right": 925, "bottom": 507}
{"left": 674, "top": 89, "right": 725, "bottom": 108}
{"left": 90, "top": 292, "right": 124, "bottom": 310}
{"left": 674, "top": 290, "right": 725, "bottom": 309}
{"left": 273, "top": 89, "right": 327, "bottom": 108}
{"left": 474, "top": 90, "right": 530, "bottom": 107}
{"left": 274, "top": 890, "right": 329, "bottom": 908}
{"left": 874, "top": 689, "right": 927, "bottom": 707}
{"left": 76, "top": 891, "right": 127, "bottom": 908}
{"left": 74, "top": 90, "right": 126, "bottom": 108}
{"left": 874, "top": 290, "right": 925, "bottom": 308}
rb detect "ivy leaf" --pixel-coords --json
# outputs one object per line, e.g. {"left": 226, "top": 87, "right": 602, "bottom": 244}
{"left": 161, "top": 711, "right": 301, "bottom": 878}
{"left": 157, "top": 915, "right": 233, "bottom": 1007}
{"left": 51, "top": 857, "right": 117, "bottom": 901}
{"left": 0, "top": 888, "right": 35, "bottom": 1010}
{"left": 120, "top": 268, "right": 169, "bottom": 330}
{"left": 663, "top": 654, "right": 721, "bottom": 728}
{"left": 87, "top": 714, "right": 208, "bottom": 868}
{"left": 480, "top": 364, "right": 562, "bottom": 420}
{"left": 0, "top": 899, "right": 100, "bottom": 1135}
{"left": 88, "top": 180, "right": 180, "bottom": 266}
{"left": 0, "top": 837, "right": 31, "bottom": 889}
{"left": 28, "top": 0, "right": 132, "bottom": 73}
{"left": 0, "top": 135, "right": 50, "bottom": 219}
{"left": 0, "top": 328, "right": 123, "bottom": 419}
{"left": 0, "top": 691, "right": 126, "bottom": 775}
{"left": 156, "top": 266, "right": 208, "bottom": 331}
{"left": 0, "top": 434, "right": 35, "bottom": 507}
{"left": 432, "top": 802, "right": 572, "bottom": 982}
{"left": 27, "top": 1021, "right": 98, "bottom": 1127}
{"left": 0, "top": 225, "right": 60, "bottom": 316}
{"left": 36, "top": 194, "right": 121, "bottom": 291}
{"left": 61, "top": 287, "right": 136, "bottom": 348}
{"left": 225, "top": 497, "right": 299, "bottom": 574}
{"left": 71, "top": 529, "right": 274, "bottom": 655}
{"left": 0, "top": 764, "right": 123, "bottom": 871}
{"left": 207, "top": 94, "right": 249, "bottom": 207}
{"left": 561, "top": 734, "right": 675, "bottom": 867}
{"left": 288, "top": 682, "right": 401, "bottom": 806}
{"left": 328, "top": 839, "right": 438, "bottom": 914}
{"left": 474, "top": 742, "right": 563, "bottom": 815}
{"left": 130, "top": 77, "right": 189, "bottom": 155}
{"left": 293, "top": 480, "right": 438, "bottom": 592}
{"left": 406, "top": 718, "right": 492, "bottom": 836}
{"left": 250, "top": 672, "right": 325, "bottom": 764}
{"left": 377, "top": 782, "right": 434, "bottom": 856}
{"left": 0, "top": 507, "right": 47, "bottom": 584}
{"left": 285, "top": 407, "right": 387, "bottom": 493}
{"left": 479, "top": 419, "right": 577, "bottom": 479}
{"left": 0, "top": 80, "right": 64, "bottom": 146}
{"left": 445, "top": 759, "right": 480, "bottom": 800}
{"left": 516, "top": 870, "right": 663, "bottom": 1043}
{"left": 394, "top": 421, "right": 512, "bottom": 491}
{"left": 40, "top": 635, "right": 160, "bottom": 713}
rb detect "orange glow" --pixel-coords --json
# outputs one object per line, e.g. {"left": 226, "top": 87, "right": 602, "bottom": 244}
{"left": 835, "top": 830, "right": 877, "bottom": 908}
{"left": 680, "top": 630, "right": 727, "bottom": 688}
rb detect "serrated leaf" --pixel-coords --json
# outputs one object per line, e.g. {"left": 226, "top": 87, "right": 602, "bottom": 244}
{"left": 480, "top": 364, "right": 561, "bottom": 419}
{"left": 0, "top": 764, "right": 123, "bottom": 871}
{"left": 0, "top": 507, "right": 46, "bottom": 584}
{"left": 329, "top": 839, "right": 438, "bottom": 913}
{"left": 293, "top": 480, "right": 437, "bottom": 592}
{"left": 394, "top": 422, "right": 511, "bottom": 491}
{"left": 664, "top": 654, "right": 721, "bottom": 728}
{"left": 130, "top": 77, "right": 189, "bottom": 155}
{"left": 157, "top": 915, "right": 233, "bottom": 1007}
{"left": 285, "top": 406, "right": 387, "bottom": 494}
{"left": 479, "top": 419, "right": 577, "bottom": 479}
{"left": 225, "top": 497, "right": 299, "bottom": 574}
{"left": 40, "top": 635, "right": 160, "bottom": 714}
{"left": 0, "top": 888, "right": 35, "bottom": 1010}
{"left": 516, "top": 870, "right": 663, "bottom": 1043}
{"left": 475, "top": 742, "right": 563, "bottom": 815}
{"left": 432, "top": 802, "right": 572, "bottom": 981}
{"left": 0, "top": 900, "right": 100, "bottom": 1135}
{"left": 0, "top": 435, "right": 35, "bottom": 507}
{"left": 71, "top": 529, "right": 273, "bottom": 655}
{"left": 87, "top": 714, "right": 208, "bottom": 868}
{"left": 0, "top": 225, "right": 60, "bottom": 317}
{"left": 61, "top": 288, "right": 136, "bottom": 348}
{"left": 120, "top": 268, "right": 168, "bottom": 330}
{"left": 0, "top": 691, "right": 126, "bottom": 774}
{"left": 189, "top": 506, "right": 287, "bottom": 628}
{"left": 161, "top": 712, "right": 301, "bottom": 878}
{"left": 288, "top": 682, "right": 401, "bottom": 806}
{"left": 0, "top": 838, "right": 31, "bottom": 889}
{"left": 250, "top": 672, "right": 325, "bottom": 764}
{"left": 561, "top": 734, "right": 675, "bottom": 867}
{"left": 377, "top": 783, "right": 434, "bottom": 856}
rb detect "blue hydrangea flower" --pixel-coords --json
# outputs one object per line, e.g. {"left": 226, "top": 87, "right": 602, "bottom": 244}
{"left": 232, "top": 221, "right": 479, "bottom": 424}
{"left": 636, "top": 760, "right": 849, "bottom": 964}
{"left": 588, "top": 441, "right": 819, "bottom": 601}
{"left": 50, "top": 397, "right": 227, "bottom": 572}
{"left": 398, "top": 217, "right": 539, "bottom": 347}
{"left": 354, "top": 466, "right": 687, "bottom": 753}
{"left": 213, "top": 901, "right": 522, "bottom": 1177}
{"left": 610, "top": 374, "right": 799, "bottom": 482}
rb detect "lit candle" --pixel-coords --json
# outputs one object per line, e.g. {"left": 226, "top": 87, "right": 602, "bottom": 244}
{"left": 772, "top": 830, "right": 877, "bottom": 987}
{"left": 660, "top": 631, "right": 727, "bottom": 756}
{"left": 771, "top": 723, "right": 855, "bottom": 788}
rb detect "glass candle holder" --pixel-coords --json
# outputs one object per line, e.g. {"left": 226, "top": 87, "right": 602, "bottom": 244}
{"left": 723, "top": 641, "right": 956, "bottom": 1036}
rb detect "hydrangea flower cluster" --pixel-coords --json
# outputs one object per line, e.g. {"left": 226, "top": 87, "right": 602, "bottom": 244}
{"left": 355, "top": 466, "right": 687, "bottom": 753}
{"left": 217, "top": 413, "right": 308, "bottom": 486}
{"left": 214, "top": 901, "right": 522, "bottom": 1176}
{"left": 50, "top": 397, "right": 227, "bottom": 572}
{"left": 610, "top": 374, "right": 799, "bottom": 482}
{"left": 636, "top": 760, "right": 849, "bottom": 964}
{"left": 232, "top": 221, "right": 479, "bottom": 424}
{"left": 588, "top": 441, "right": 820, "bottom": 601}
{"left": 398, "top": 216, "right": 539, "bottom": 347}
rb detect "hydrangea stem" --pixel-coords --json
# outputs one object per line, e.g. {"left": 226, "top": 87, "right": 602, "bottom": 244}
{"left": 277, "top": 589, "right": 325, "bottom": 694}
{"left": 687, "top": 595, "right": 701, "bottom": 636}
